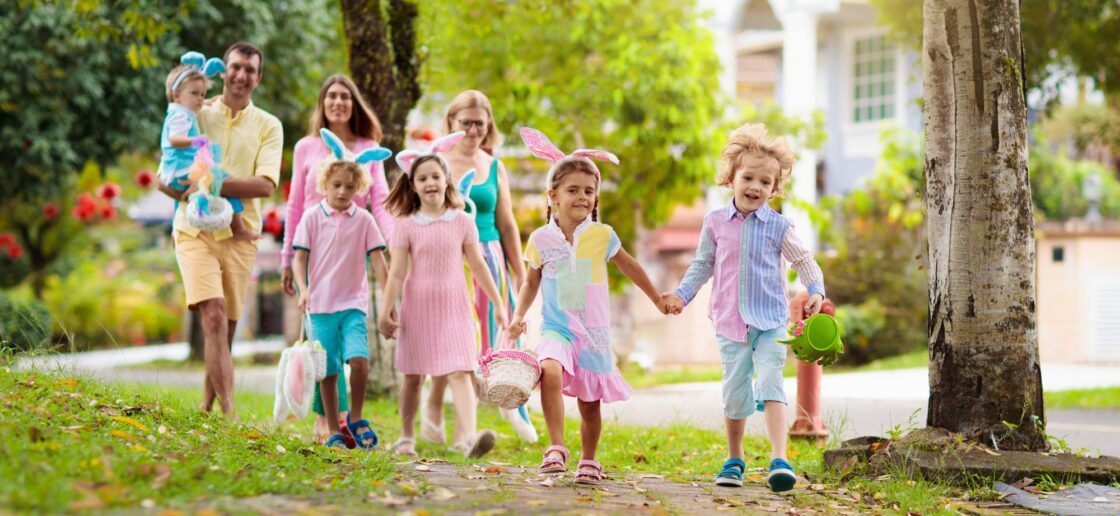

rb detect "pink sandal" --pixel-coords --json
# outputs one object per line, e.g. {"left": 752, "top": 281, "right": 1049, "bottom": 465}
{"left": 574, "top": 459, "right": 603, "bottom": 485}
{"left": 539, "top": 445, "right": 569, "bottom": 474}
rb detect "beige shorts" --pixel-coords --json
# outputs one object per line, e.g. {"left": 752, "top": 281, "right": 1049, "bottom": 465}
{"left": 173, "top": 230, "right": 258, "bottom": 320}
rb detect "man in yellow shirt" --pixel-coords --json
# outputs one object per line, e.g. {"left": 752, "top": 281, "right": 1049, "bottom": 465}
{"left": 160, "top": 42, "right": 282, "bottom": 418}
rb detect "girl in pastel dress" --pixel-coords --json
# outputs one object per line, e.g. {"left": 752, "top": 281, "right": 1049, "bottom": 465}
{"left": 508, "top": 128, "right": 673, "bottom": 485}
{"left": 377, "top": 132, "right": 507, "bottom": 458}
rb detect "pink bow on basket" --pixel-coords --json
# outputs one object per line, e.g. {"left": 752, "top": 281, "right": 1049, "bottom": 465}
{"left": 478, "top": 330, "right": 540, "bottom": 378}
{"left": 518, "top": 127, "right": 619, "bottom": 182}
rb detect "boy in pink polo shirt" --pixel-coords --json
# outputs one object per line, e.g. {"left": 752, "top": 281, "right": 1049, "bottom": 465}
{"left": 293, "top": 158, "right": 390, "bottom": 449}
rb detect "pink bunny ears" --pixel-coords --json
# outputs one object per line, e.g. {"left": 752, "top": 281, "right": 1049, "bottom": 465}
{"left": 518, "top": 127, "right": 619, "bottom": 183}
{"left": 395, "top": 132, "right": 465, "bottom": 175}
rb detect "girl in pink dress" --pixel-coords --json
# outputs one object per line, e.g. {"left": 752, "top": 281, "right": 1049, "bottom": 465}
{"left": 378, "top": 132, "right": 508, "bottom": 458}
{"left": 281, "top": 75, "right": 395, "bottom": 443}
{"left": 508, "top": 128, "right": 672, "bottom": 485}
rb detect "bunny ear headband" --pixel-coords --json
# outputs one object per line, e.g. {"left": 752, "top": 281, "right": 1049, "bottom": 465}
{"left": 394, "top": 131, "right": 465, "bottom": 175}
{"left": 518, "top": 127, "right": 619, "bottom": 190}
{"left": 319, "top": 128, "right": 392, "bottom": 166}
{"left": 316, "top": 128, "right": 391, "bottom": 182}
{"left": 172, "top": 51, "right": 226, "bottom": 92}
{"left": 458, "top": 169, "right": 478, "bottom": 220}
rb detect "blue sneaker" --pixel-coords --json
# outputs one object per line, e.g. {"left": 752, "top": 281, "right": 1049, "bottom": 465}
{"left": 768, "top": 458, "right": 797, "bottom": 492}
{"left": 715, "top": 458, "right": 745, "bottom": 487}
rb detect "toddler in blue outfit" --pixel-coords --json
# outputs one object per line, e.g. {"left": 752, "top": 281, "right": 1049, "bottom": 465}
{"left": 159, "top": 52, "right": 256, "bottom": 240}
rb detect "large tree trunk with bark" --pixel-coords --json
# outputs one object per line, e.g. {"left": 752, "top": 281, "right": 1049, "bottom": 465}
{"left": 341, "top": 0, "right": 422, "bottom": 173}
{"left": 340, "top": 0, "right": 422, "bottom": 398}
{"left": 923, "top": 0, "right": 1046, "bottom": 450}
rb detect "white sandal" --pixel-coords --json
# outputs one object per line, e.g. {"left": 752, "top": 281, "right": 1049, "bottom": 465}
{"left": 420, "top": 416, "right": 445, "bottom": 445}
{"left": 464, "top": 430, "right": 496, "bottom": 459}
{"left": 392, "top": 436, "right": 418, "bottom": 456}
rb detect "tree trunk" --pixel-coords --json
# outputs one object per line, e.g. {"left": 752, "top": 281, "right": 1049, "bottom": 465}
{"left": 923, "top": 0, "right": 1046, "bottom": 450}
{"left": 340, "top": 0, "right": 422, "bottom": 178}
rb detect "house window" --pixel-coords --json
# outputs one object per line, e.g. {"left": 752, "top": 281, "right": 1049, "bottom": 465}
{"left": 1052, "top": 246, "right": 1064, "bottom": 263}
{"left": 852, "top": 34, "right": 896, "bottom": 123}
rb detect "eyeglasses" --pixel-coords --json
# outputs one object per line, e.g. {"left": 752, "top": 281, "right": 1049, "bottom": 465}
{"left": 457, "top": 119, "right": 486, "bottom": 129}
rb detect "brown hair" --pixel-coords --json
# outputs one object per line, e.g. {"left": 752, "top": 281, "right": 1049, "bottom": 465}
{"left": 309, "top": 74, "right": 383, "bottom": 142}
{"left": 165, "top": 65, "right": 207, "bottom": 103}
{"left": 442, "top": 90, "right": 500, "bottom": 150}
{"left": 384, "top": 155, "right": 465, "bottom": 216}
{"left": 316, "top": 161, "right": 371, "bottom": 197}
{"left": 223, "top": 42, "right": 264, "bottom": 76}
{"left": 716, "top": 123, "right": 795, "bottom": 197}
{"left": 545, "top": 158, "right": 600, "bottom": 222}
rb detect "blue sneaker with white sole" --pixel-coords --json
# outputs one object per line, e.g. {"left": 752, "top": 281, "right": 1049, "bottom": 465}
{"left": 715, "top": 458, "right": 745, "bottom": 487}
{"left": 767, "top": 458, "right": 797, "bottom": 492}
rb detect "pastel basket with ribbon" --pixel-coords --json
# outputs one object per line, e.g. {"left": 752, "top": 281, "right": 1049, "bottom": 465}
{"left": 476, "top": 333, "right": 541, "bottom": 410}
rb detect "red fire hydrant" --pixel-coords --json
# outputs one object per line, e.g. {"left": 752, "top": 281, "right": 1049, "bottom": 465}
{"left": 788, "top": 290, "right": 835, "bottom": 442}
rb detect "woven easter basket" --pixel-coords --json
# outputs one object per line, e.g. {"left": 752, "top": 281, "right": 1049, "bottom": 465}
{"left": 477, "top": 333, "right": 540, "bottom": 409}
{"left": 187, "top": 195, "right": 234, "bottom": 232}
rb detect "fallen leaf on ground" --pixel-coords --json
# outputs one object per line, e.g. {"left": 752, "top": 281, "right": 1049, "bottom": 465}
{"left": 538, "top": 477, "right": 555, "bottom": 487}
{"left": 428, "top": 488, "right": 455, "bottom": 501}
{"left": 397, "top": 481, "right": 419, "bottom": 496}
{"left": 60, "top": 379, "right": 79, "bottom": 387}
{"left": 525, "top": 500, "right": 547, "bottom": 506}
{"left": 634, "top": 453, "right": 647, "bottom": 463}
{"left": 152, "top": 464, "right": 172, "bottom": 489}
{"left": 369, "top": 490, "right": 408, "bottom": 506}
{"left": 414, "top": 465, "right": 431, "bottom": 472}
{"left": 275, "top": 445, "right": 286, "bottom": 453}
{"left": 484, "top": 465, "right": 507, "bottom": 474}
{"left": 576, "top": 496, "right": 593, "bottom": 502}
{"left": 109, "top": 430, "right": 135, "bottom": 442}
{"left": 110, "top": 416, "right": 149, "bottom": 432}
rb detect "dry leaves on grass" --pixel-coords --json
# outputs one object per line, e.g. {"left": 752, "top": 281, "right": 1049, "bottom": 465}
{"left": 368, "top": 490, "right": 409, "bottom": 506}
{"left": 428, "top": 488, "right": 456, "bottom": 501}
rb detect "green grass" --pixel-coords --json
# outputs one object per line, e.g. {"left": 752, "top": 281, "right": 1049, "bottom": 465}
{"left": 2, "top": 362, "right": 982, "bottom": 514}
{"left": 120, "top": 352, "right": 280, "bottom": 371}
{"left": 1045, "top": 387, "right": 1120, "bottom": 409}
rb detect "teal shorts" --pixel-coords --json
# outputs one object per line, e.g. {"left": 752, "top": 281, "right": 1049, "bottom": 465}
{"left": 308, "top": 309, "right": 369, "bottom": 378}
{"left": 717, "top": 327, "right": 788, "bottom": 420}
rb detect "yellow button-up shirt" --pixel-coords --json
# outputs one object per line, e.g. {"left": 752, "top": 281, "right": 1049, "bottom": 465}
{"left": 173, "top": 98, "right": 283, "bottom": 238}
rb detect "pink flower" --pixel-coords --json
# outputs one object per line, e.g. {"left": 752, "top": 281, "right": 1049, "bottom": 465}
{"left": 99, "top": 204, "right": 117, "bottom": 220}
{"left": 6, "top": 243, "right": 23, "bottom": 260}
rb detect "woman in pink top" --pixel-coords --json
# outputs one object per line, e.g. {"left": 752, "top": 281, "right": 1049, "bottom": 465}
{"left": 281, "top": 74, "right": 394, "bottom": 443}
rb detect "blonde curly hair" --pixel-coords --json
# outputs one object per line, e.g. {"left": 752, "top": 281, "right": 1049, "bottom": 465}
{"left": 316, "top": 160, "right": 371, "bottom": 197}
{"left": 716, "top": 123, "right": 796, "bottom": 197}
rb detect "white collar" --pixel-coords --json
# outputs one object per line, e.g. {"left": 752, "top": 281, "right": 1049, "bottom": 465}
{"left": 412, "top": 208, "right": 459, "bottom": 225}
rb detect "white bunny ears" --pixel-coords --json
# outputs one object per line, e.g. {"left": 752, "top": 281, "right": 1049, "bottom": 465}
{"left": 172, "top": 51, "right": 226, "bottom": 92}
{"left": 395, "top": 131, "right": 465, "bottom": 175}
{"left": 518, "top": 127, "right": 619, "bottom": 187}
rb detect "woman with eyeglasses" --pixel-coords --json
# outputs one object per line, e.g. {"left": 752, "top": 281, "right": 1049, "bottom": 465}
{"left": 420, "top": 90, "right": 539, "bottom": 449}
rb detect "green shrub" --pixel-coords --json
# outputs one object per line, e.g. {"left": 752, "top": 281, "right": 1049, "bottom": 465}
{"left": 0, "top": 292, "right": 51, "bottom": 352}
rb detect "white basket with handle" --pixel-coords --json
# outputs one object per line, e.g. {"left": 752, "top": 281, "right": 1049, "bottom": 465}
{"left": 186, "top": 195, "right": 233, "bottom": 232}
{"left": 301, "top": 312, "right": 327, "bottom": 382}
{"left": 477, "top": 332, "right": 541, "bottom": 409}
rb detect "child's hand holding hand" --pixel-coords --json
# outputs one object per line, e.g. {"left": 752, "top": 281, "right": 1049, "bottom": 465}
{"left": 494, "top": 307, "right": 509, "bottom": 332}
{"left": 659, "top": 292, "right": 684, "bottom": 315}
{"left": 805, "top": 293, "right": 824, "bottom": 317}
{"left": 378, "top": 312, "right": 399, "bottom": 339}
{"left": 508, "top": 316, "right": 527, "bottom": 340}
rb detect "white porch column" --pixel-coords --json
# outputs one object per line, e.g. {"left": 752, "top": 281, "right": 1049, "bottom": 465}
{"left": 775, "top": 5, "right": 823, "bottom": 252}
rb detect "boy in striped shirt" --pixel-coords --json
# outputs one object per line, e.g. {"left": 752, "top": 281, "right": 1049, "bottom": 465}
{"left": 662, "top": 123, "right": 826, "bottom": 492}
